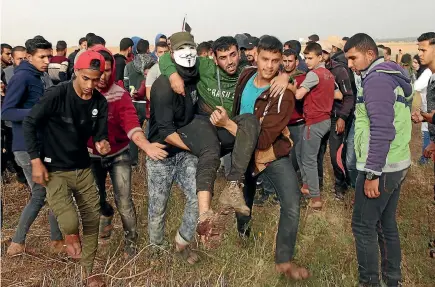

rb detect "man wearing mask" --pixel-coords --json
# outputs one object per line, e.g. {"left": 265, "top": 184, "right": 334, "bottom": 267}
{"left": 147, "top": 32, "right": 200, "bottom": 264}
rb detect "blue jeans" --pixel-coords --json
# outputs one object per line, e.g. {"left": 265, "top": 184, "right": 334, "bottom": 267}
{"left": 419, "top": 131, "right": 430, "bottom": 164}
{"left": 90, "top": 150, "right": 137, "bottom": 245}
{"left": 237, "top": 157, "right": 301, "bottom": 263}
{"left": 12, "top": 151, "right": 63, "bottom": 243}
{"left": 352, "top": 169, "right": 408, "bottom": 286}
{"left": 346, "top": 119, "right": 357, "bottom": 188}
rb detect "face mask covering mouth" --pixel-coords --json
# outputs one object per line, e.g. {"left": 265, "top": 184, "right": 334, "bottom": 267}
{"left": 173, "top": 46, "right": 197, "bottom": 68}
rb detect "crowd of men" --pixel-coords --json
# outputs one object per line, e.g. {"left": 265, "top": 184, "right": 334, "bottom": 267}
{"left": 1, "top": 30, "right": 435, "bottom": 287}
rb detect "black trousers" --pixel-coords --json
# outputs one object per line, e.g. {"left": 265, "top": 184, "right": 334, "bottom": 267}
{"left": 178, "top": 114, "right": 260, "bottom": 193}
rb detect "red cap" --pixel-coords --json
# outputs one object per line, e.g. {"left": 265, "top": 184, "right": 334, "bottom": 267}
{"left": 74, "top": 50, "right": 105, "bottom": 72}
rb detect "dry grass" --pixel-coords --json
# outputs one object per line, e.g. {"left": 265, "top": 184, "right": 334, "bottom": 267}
{"left": 1, "top": 127, "right": 435, "bottom": 287}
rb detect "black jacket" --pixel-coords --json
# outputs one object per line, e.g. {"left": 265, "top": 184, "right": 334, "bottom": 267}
{"left": 23, "top": 82, "right": 108, "bottom": 171}
{"left": 325, "top": 60, "right": 354, "bottom": 121}
{"left": 114, "top": 54, "right": 127, "bottom": 82}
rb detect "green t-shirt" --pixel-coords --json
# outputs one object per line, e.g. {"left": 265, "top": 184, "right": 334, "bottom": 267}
{"left": 159, "top": 54, "right": 245, "bottom": 115}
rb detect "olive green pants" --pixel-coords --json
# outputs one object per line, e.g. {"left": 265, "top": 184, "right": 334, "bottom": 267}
{"left": 45, "top": 168, "right": 100, "bottom": 273}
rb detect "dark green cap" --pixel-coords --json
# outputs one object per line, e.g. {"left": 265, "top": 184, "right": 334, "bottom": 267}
{"left": 170, "top": 32, "right": 195, "bottom": 50}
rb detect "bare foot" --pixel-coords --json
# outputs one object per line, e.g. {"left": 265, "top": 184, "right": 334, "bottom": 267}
{"left": 301, "top": 184, "right": 310, "bottom": 195}
{"left": 276, "top": 262, "right": 310, "bottom": 280}
{"left": 50, "top": 240, "right": 66, "bottom": 254}
{"left": 7, "top": 242, "right": 25, "bottom": 256}
{"left": 175, "top": 242, "right": 199, "bottom": 265}
{"left": 65, "top": 234, "right": 82, "bottom": 259}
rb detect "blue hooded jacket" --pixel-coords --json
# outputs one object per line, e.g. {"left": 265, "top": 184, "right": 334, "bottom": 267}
{"left": 1, "top": 61, "right": 45, "bottom": 152}
{"left": 151, "top": 33, "right": 165, "bottom": 60}
{"left": 131, "top": 36, "right": 142, "bottom": 55}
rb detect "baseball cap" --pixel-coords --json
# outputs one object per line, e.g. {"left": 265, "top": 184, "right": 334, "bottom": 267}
{"left": 245, "top": 37, "right": 260, "bottom": 50}
{"left": 74, "top": 50, "right": 106, "bottom": 72}
{"left": 235, "top": 34, "right": 248, "bottom": 49}
{"left": 170, "top": 32, "right": 195, "bottom": 50}
{"left": 318, "top": 41, "right": 333, "bottom": 54}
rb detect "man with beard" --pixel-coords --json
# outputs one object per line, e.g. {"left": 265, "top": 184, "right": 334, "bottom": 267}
{"left": 23, "top": 50, "right": 110, "bottom": 286}
{"left": 4, "top": 46, "right": 26, "bottom": 84}
{"left": 345, "top": 33, "right": 412, "bottom": 287}
{"left": 1, "top": 43, "right": 12, "bottom": 69}
{"left": 244, "top": 37, "right": 259, "bottom": 66}
{"left": 114, "top": 38, "right": 134, "bottom": 83}
{"left": 210, "top": 35, "right": 309, "bottom": 280}
{"left": 284, "top": 40, "right": 308, "bottom": 72}
{"left": 159, "top": 36, "right": 290, "bottom": 241}
{"left": 147, "top": 32, "right": 200, "bottom": 263}
{"left": 87, "top": 45, "right": 167, "bottom": 259}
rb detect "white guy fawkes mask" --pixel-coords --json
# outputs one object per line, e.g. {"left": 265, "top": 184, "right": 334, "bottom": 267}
{"left": 173, "top": 45, "right": 197, "bottom": 68}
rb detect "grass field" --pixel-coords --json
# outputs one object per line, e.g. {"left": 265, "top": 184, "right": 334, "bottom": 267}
{"left": 1, "top": 123, "right": 434, "bottom": 287}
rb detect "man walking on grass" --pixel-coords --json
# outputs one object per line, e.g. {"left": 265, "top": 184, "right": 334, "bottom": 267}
{"left": 345, "top": 33, "right": 412, "bottom": 287}
{"left": 23, "top": 51, "right": 110, "bottom": 287}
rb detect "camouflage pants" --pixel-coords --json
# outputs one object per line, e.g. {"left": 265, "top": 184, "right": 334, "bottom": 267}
{"left": 146, "top": 152, "right": 198, "bottom": 245}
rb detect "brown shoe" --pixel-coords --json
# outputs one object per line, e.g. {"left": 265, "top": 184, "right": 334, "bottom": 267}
{"left": 219, "top": 181, "right": 250, "bottom": 216}
{"left": 276, "top": 262, "right": 310, "bottom": 280}
{"left": 65, "top": 234, "right": 82, "bottom": 259}
{"left": 309, "top": 196, "right": 323, "bottom": 210}
{"left": 50, "top": 240, "right": 66, "bottom": 254}
{"left": 6, "top": 242, "right": 25, "bottom": 256}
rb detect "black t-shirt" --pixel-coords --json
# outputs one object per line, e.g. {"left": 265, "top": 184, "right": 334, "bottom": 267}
{"left": 148, "top": 75, "right": 197, "bottom": 157}
{"left": 23, "top": 81, "right": 108, "bottom": 171}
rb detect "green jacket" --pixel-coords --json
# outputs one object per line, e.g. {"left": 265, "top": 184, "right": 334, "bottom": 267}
{"left": 159, "top": 54, "right": 246, "bottom": 115}
{"left": 354, "top": 58, "right": 413, "bottom": 175}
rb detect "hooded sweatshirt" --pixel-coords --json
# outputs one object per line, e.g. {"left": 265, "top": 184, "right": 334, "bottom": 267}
{"left": 123, "top": 53, "right": 156, "bottom": 91}
{"left": 151, "top": 33, "right": 165, "bottom": 61}
{"left": 355, "top": 58, "right": 412, "bottom": 174}
{"left": 1, "top": 61, "right": 45, "bottom": 152}
{"left": 87, "top": 45, "right": 142, "bottom": 157}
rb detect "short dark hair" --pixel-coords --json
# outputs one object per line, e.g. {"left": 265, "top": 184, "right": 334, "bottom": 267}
{"left": 155, "top": 41, "right": 169, "bottom": 50}
{"left": 120, "top": 38, "right": 134, "bottom": 51}
{"left": 1, "top": 43, "right": 12, "bottom": 53}
{"left": 283, "top": 49, "right": 298, "bottom": 59}
{"left": 137, "top": 39, "right": 150, "bottom": 54}
{"left": 308, "top": 34, "right": 320, "bottom": 42}
{"left": 97, "top": 50, "right": 113, "bottom": 65}
{"left": 86, "top": 33, "right": 96, "bottom": 42}
{"left": 25, "top": 38, "right": 52, "bottom": 55}
{"left": 343, "top": 33, "right": 379, "bottom": 57}
{"left": 56, "top": 40, "right": 67, "bottom": 51}
{"left": 79, "top": 37, "right": 87, "bottom": 45}
{"left": 89, "top": 59, "right": 102, "bottom": 71}
{"left": 12, "top": 46, "right": 26, "bottom": 57}
{"left": 377, "top": 44, "right": 385, "bottom": 49}
{"left": 342, "top": 36, "right": 350, "bottom": 41}
{"left": 417, "top": 32, "right": 435, "bottom": 44}
{"left": 212, "top": 36, "right": 238, "bottom": 55}
{"left": 33, "top": 35, "right": 46, "bottom": 41}
{"left": 303, "top": 42, "right": 322, "bottom": 56}
{"left": 383, "top": 47, "right": 391, "bottom": 56}
{"left": 197, "top": 42, "right": 212, "bottom": 54}
{"left": 257, "top": 35, "right": 283, "bottom": 54}
{"left": 88, "top": 36, "right": 106, "bottom": 48}
{"left": 284, "top": 40, "right": 302, "bottom": 54}
{"left": 159, "top": 35, "right": 167, "bottom": 40}
{"left": 400, "top": 53, "right": 412, "bottom": 65}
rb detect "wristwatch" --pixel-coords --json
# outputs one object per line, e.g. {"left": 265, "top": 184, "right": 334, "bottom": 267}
{"left": 365, "top": 172, "right": 380, "bottom": 181}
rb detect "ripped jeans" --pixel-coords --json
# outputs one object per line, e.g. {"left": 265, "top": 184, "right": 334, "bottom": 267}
{"left": 90, "top": 149, "right": 138, "bottom": 246}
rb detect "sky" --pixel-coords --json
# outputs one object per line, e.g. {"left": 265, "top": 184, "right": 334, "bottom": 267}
{"left": 1, "top": 0, "right": 434, "bottom": 47}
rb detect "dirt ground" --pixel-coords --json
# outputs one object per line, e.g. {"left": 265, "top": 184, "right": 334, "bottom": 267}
{"left": 1, "top": 124, "right": 434, "bottom": 287}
